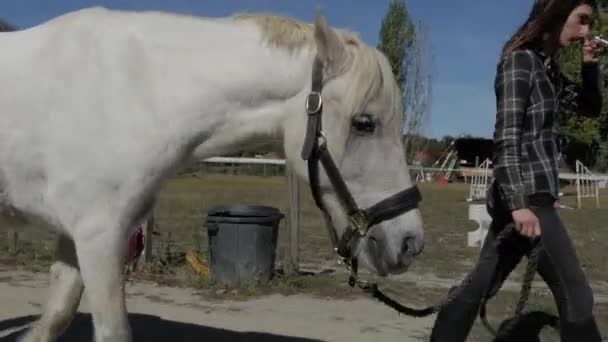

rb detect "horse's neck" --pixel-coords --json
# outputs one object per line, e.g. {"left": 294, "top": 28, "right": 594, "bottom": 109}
{"left": 135, "top": 16, "right": 316, "bottom": 158}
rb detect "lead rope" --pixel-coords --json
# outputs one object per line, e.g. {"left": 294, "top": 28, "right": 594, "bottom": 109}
{"left": 343, "top": 225, "right": 545, "bottom": 330}
{"left": 479, "top": 237, "right": 558, "bottom": 339}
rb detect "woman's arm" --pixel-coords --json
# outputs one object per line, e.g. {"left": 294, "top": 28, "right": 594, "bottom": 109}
{"left": 558, "top": 62, "right": 603, "bottom": 117}
{"left": 492, "top": 50, "right": 535, "bottom": 211}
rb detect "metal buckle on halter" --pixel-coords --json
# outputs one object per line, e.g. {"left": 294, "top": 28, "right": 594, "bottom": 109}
{"left": 317, "top": 131, "right": 327, "bottom": 149}
{"left": 348, "top": 210, "right": 370, "bottom": 236}
{"left": 306, "top": 92, "right": 322, "bottom": 115}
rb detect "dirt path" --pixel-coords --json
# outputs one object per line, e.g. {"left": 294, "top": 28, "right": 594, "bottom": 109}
{"left": 3, "top": 267, "right": 606, "bottom": 342}
{"left": 0, "top": 269, "right": 435, "bottom": 342}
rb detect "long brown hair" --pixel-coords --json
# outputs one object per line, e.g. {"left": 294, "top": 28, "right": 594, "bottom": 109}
{"left": 500, "top": 0, "right": 598, "bottom": 59}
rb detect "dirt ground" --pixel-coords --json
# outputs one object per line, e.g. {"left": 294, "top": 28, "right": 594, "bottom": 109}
{"left": 2, "top": 269, "right": 608, "bottom": 342}
{"left": 0, "top": 268, "right": 436, "bottom": 342}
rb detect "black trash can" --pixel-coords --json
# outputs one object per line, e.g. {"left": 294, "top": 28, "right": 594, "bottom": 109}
{"left": 206, "top": 204, "right": 284, "bottom": 286}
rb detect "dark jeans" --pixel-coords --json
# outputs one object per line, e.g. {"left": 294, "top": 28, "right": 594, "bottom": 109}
{"left": 430, "top": 189, "right": 602, "bottom": 341}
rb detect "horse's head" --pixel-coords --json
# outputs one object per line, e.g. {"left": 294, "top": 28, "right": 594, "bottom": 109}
{"left": 282, "top": 12, "right": 425, "bottom": 277}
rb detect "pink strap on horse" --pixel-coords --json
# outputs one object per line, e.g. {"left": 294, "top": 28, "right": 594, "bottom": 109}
{"left": 127, "top": 223, "right": 145, "bottom": 262}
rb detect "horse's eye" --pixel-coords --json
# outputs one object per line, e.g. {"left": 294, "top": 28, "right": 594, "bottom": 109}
{"left": 351, "top": 114, "right": 376, "bottom": 134}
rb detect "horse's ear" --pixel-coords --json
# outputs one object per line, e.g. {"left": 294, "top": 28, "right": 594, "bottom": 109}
{"left": 313, "top": 10, "right": 348, "bottom": 78}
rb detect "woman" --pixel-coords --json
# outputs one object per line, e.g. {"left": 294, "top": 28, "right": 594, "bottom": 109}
{"left": 431, "top": 0, "right": 604, "bottom": 341}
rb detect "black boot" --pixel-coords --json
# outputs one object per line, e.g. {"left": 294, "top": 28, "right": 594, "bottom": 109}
{"left": 493, "top": 311, "right": 559, "bottom": 342}
{"left": 430, "top": 298, "right": 480, "bottom": 342}
{"left": 561, "top": 317, "right": 603, "bottom": 342}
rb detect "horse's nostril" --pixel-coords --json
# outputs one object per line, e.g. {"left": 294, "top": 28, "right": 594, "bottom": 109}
{"left": 402, "top": 236, "right": 424, "bottom": 256}
{"left": 401, "top": 237, "right": 410, "bottom": 255}
{"left": 368, "top": 236, "right": 381, "bottom": 258}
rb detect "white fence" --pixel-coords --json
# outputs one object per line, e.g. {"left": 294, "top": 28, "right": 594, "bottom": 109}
{"left": 466, "top": 158, "right": 492, "bottom": 202}
{"left": 203, "top": 156, "right": 286, "bottom": 166}
{"left": 575, "top": 160, "right": 600, "bottom": 209}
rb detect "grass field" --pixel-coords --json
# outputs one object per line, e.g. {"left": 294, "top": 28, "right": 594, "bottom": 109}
{"left": 1, "top": 171, "right": 607, "bottom": 341}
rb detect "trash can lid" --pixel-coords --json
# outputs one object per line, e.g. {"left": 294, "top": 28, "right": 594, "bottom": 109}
{"left": 207, "top": 204, "right": 282, "bottom": 218}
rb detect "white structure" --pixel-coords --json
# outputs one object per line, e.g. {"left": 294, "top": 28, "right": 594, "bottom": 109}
{"left": 431, "top": 139, "right": 459, "bottom": 182}
{"left": 575, "top": 160, "right": 600, "bottom": 209}
{"left": 467, "top": 158, "right": 492, "bottom": 202}
{"left": 467, "top": 204, "right": 491, "bottom": 248}
{"left": 414, "top": 161, "right": 427, "bottom": 183}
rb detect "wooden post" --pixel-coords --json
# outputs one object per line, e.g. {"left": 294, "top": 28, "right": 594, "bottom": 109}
{"left": 576, "top": 161, "right": 582, "bottom": 209}
{"left": 596, "top": 182, "right": 600, "bottom": 208}
{"left": 7, "top": 229, "right": 18, "bottom": 254}
{"left": 137, "top": 214, "right": 154, "bottom": 267}
{"left": 285, "top": 164, "right": 300, "bottom": 275}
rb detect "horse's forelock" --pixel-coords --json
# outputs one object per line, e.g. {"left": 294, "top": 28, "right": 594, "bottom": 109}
{"left": 341, "top": 46, "right": 397, "bottom": 125}
{"left": 354, "top": 49, "right": 385, "bottom": 106}
{"left": 374, "top": 49, "right": 403, "bottom": 126}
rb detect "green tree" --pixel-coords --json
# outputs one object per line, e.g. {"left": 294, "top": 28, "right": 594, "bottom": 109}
{"left": 377, "top": 0, "right": 415, "bottom": 92}
{"left": 403, "top": 21, "right": 435, "bottom": 160}
{"left": 377, "top": 0, "right": 434, "bottom": 162}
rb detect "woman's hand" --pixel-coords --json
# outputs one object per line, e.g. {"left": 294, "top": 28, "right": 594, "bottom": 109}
{"left": 511, "top": 208, "right": 541, "bottom": 238}
{"left": 583, "top": 37, "right": 602, "bottom": 63}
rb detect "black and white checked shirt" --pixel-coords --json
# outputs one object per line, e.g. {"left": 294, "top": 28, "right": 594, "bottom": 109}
{"left": 492, "top": 48, "right": 602, "bottom": 211}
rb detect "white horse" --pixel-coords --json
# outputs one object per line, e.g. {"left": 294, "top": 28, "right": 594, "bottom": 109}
{"left": 0, "top": 7, "right": 425, "bottom": 342}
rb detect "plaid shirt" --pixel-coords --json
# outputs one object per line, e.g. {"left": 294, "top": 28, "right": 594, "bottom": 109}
{"left": 492, "top": 48, "right": 603, "bottom": 211}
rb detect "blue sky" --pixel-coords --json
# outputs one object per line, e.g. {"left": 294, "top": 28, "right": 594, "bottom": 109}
{"left": 0, "top": 1, "right": 534, "bottom": 139}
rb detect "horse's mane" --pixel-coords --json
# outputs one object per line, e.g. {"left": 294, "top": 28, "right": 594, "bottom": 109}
{"left": 232, "top": 12, "right": 363, "bottom": 52}
{"left": 0, "top": 18, "right": 16, "bottom": 32}
{"left": 230, "top": 13, "right": 388, "bottom": 124}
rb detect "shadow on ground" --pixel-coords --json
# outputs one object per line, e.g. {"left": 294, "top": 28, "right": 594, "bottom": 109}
{"left": 0, "top": 313, "right": 325, "bottom": 342}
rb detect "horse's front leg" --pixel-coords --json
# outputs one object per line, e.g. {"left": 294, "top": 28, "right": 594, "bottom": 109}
{"left": 75, "top": 225, "right": 131, "bottom": 342}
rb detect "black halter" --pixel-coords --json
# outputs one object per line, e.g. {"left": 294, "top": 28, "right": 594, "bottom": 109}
{"left": 300, "top": 56, "right": 422, "bottom": 262}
